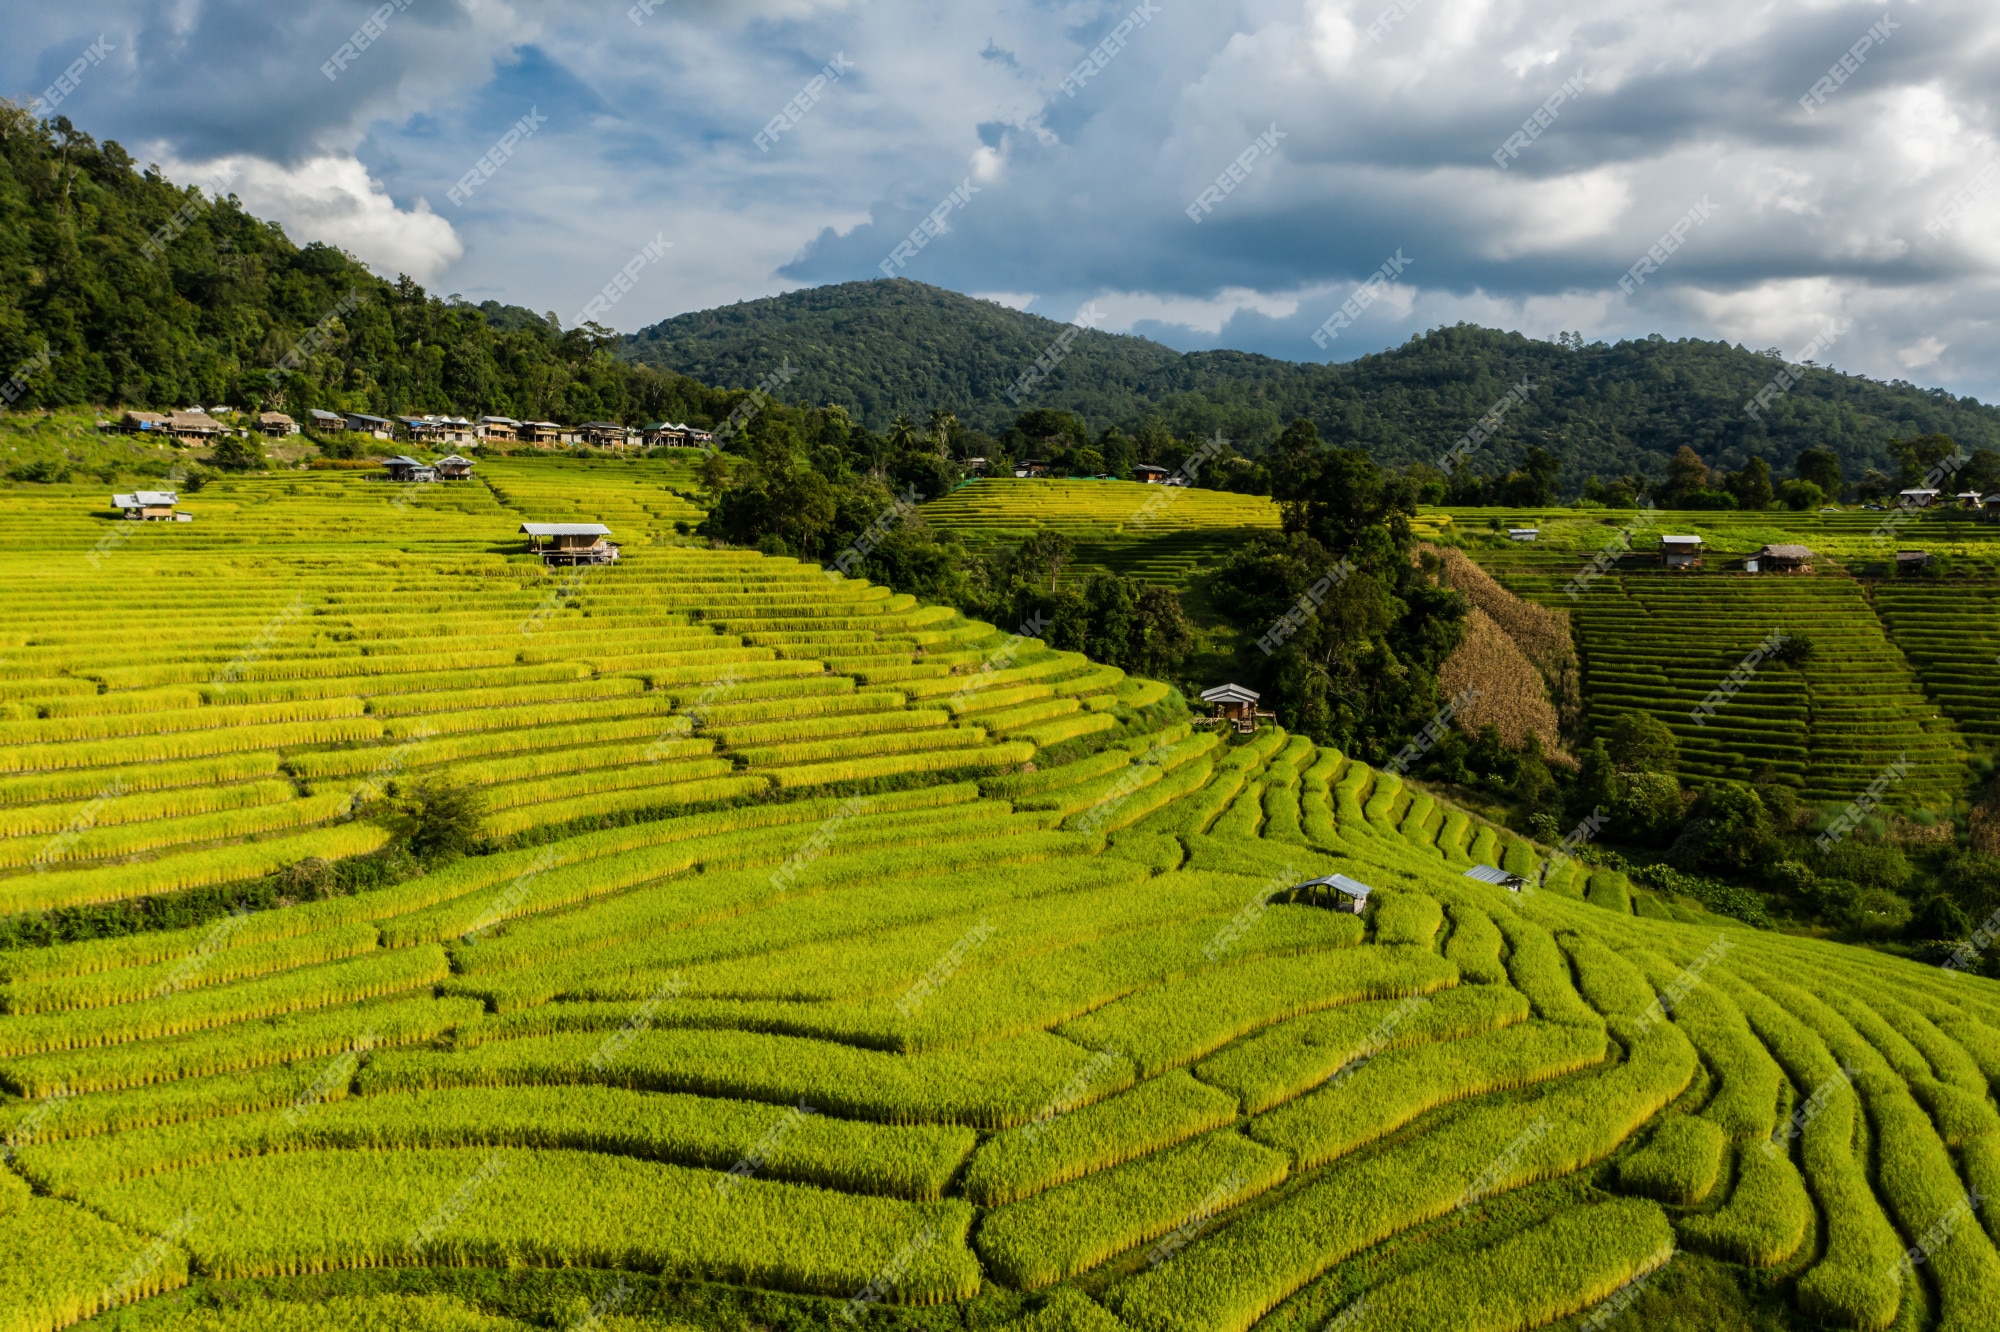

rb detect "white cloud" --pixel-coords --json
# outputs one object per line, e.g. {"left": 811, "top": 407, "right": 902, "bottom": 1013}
{"left": 158, "top": 151, "right": 464, "bottom": 283}
{"left": 972, "top": 291, "right": 1038, "bottom": 311}
{"left": 1898, "top": 336, "right": 1947, "bottom": 369}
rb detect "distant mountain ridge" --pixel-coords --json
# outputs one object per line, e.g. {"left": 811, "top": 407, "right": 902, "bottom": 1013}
{"left": 623, "top": 279, "right": 2000, "bottom": 486}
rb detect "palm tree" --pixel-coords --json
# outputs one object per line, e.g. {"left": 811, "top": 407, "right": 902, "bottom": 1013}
{"left": 888, "top": 414, "right": 919, "bottom": 454}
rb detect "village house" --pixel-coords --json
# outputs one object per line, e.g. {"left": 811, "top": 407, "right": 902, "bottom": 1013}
{"left": 435, "top": 454, "right": 475, "bottom": 480}
{"left": 476, "top": 416, "right": 522, "bottom": 443}
{"left": 161, "top": 410, "right": 225, "bottom": 442}
{"left": 521, "top": 522, "right": 619, "bottom": 566}
{"left": 518, "top": 420, "right": 576, "bottom": 447}
{"left": 119, "top": 411, "right": 171, "bottom": 435}
{"left": 342, "top": 413, "right": 394, "bottom": 440}
{"left": 1898, "top": 488, "right": 1942, "bottom": 508}
{"left": 1896, "top": 551, "right": 1934, "bottom": 577}
{"left": 1985, "top": 496, "right": 2000, "bottom": 523}
{"left": 1660, "top": 534, "right": 1704, "bottom": 569}
{"left": 578, "top": 421, "right": 636, "bottom": 449}
{"left": 111, "top": 490, "right": 190, "bottom": 521}
{"left": 1748, "top": 543, "right": 1814, "bottom": 574}
{"left": 1133, "top": 463, "right": 1169, "bottom": 483}
{"left": 257, "top": 411, "right": 299, "bottom": 437}
{"left": 1015, "top": 459, "right": 1051, "bottom": 478}
{"left": 307, "top": 409, "right": 346, "bottom": 433}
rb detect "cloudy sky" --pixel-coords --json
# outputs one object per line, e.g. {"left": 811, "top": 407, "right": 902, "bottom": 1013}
{"left": 10, "top": 1, "right": 2000, "bottom": 398}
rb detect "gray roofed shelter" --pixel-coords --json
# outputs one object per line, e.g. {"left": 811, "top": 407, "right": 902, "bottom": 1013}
{"left": 112, "top": 491, "right": 188, "bottom": 521}
{"left": 434, "top": 454, "right": 474, "bottom": 479}
{"left": 1296, "top": 873, "right": 1374, "bottom": 913}
{"left": 383, "top": 455, "right": 437, "bottom": 482}
{"left": 1660, "top": 534, "right": 1703, "bottom": 569}
{"left": 521, "top": 522, "right": 619, "bottom": 566}
{"left": 1463, "top": 864, "right": 1527, "bottom": 891}
{"left": 1198, "top": 681, "right": 1271, "bottom": 733}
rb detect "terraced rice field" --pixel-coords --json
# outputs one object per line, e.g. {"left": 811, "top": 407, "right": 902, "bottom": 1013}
{"left": 3, "top": 464, "right": 2000, "bottom": 1332}
{"left": 1493, "top": 570, "right": 1967, "bottom": 806}
{"left": 1870, "top": 584, "right": 2000, "bottom": 752}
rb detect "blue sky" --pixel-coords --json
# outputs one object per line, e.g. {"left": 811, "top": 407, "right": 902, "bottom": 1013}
{"left": 10, "top": 0, "right": 1999, "bottom": 400}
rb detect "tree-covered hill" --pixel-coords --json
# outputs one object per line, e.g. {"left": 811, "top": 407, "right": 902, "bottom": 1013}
{"left": 625, "top": 279, "right": 2000, "bottom": 487}
{"left": 0, "top": 108, "right": 724, "bottom": 427}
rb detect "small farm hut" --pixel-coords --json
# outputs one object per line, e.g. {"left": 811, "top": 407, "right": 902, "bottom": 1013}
{"left": 1896, "top": 551, "right": 1933, "bottom": 576}
{"left": 1296, "top": 873, "right": 1374, "bottom": 914}
{"left": 256, "top": 412, "right": 298, "bottom": 437}
{"left": 1134, "top": 464, "right": 1169, "bottom": 483}
{"left": 1898, "top": 488, "right": 1941, "bottom": 508}
{"left": 1749, "top": 543, "right": 1813, "bottom": 574}
{"left": 112, "top": 491, "right": 189, "bottom": 522}
{"left": 1660, "top": 534, "right": 1703, "bottom": 569}
{"left": 1463, "top": 864, "right": 1527, "bottom": 892}
{"left": 1198, "top": 683, "right": 1271, "bottom": 733}
{"left": 522, "top": 522, "right": 619, "bottom": 566}
{"left": 435, "top": 454, "right": 475, "bottom": 480}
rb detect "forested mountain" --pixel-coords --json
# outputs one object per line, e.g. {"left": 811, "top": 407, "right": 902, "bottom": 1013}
{"left": 0, "top": 108, "right": 724, "bottom": 427}
{"left": 626, "top": 279, "right": 2000, "bottom": 488}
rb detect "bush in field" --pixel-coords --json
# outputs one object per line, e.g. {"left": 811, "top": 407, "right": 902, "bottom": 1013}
{"left": 399, "top": 776, "right": 488, "bottom": 859}
{"left": 1832, "top": 885, "right": 1913, "bottom": 937}
{"left": 1669, "top": 782, "right": 1777, "bottom": 876}
{"left": 1768, "top": 633, "right": 1815, "bottom": 665}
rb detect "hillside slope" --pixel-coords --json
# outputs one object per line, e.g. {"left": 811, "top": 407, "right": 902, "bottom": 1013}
{"left": 3, "top": 461, "right": 1999, "bottom": 1332}
{"left": 623, "top": 279, "right": 2000, "bottom": 483}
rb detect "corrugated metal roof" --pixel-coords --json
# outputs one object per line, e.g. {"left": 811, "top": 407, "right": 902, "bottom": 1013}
{"left": 113, "top": 491, "right": 178, "bottom": 507}
{"left": 1299, "top": 873, "right": 1372, "bottom": 897}
{"left": 1200, "top": 683, "right": 1260, "bottom": 704}
{"left": 520, "top": 523, "right": 611, "bottom": 536}
{"left": 1463, "top": 864, "right": 1522, "bottom": 886}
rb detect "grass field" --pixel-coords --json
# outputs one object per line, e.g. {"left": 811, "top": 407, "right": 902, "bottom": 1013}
{"left": 2, "top": 461, "right": 1998, "bottom": 1332}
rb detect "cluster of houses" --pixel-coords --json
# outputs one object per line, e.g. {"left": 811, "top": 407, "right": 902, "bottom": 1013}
{"left": 303, "top": 412, "right": 713, "bottom": 450}
{"left": 116, "top": 407, "right": 711, "bottom": 451}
